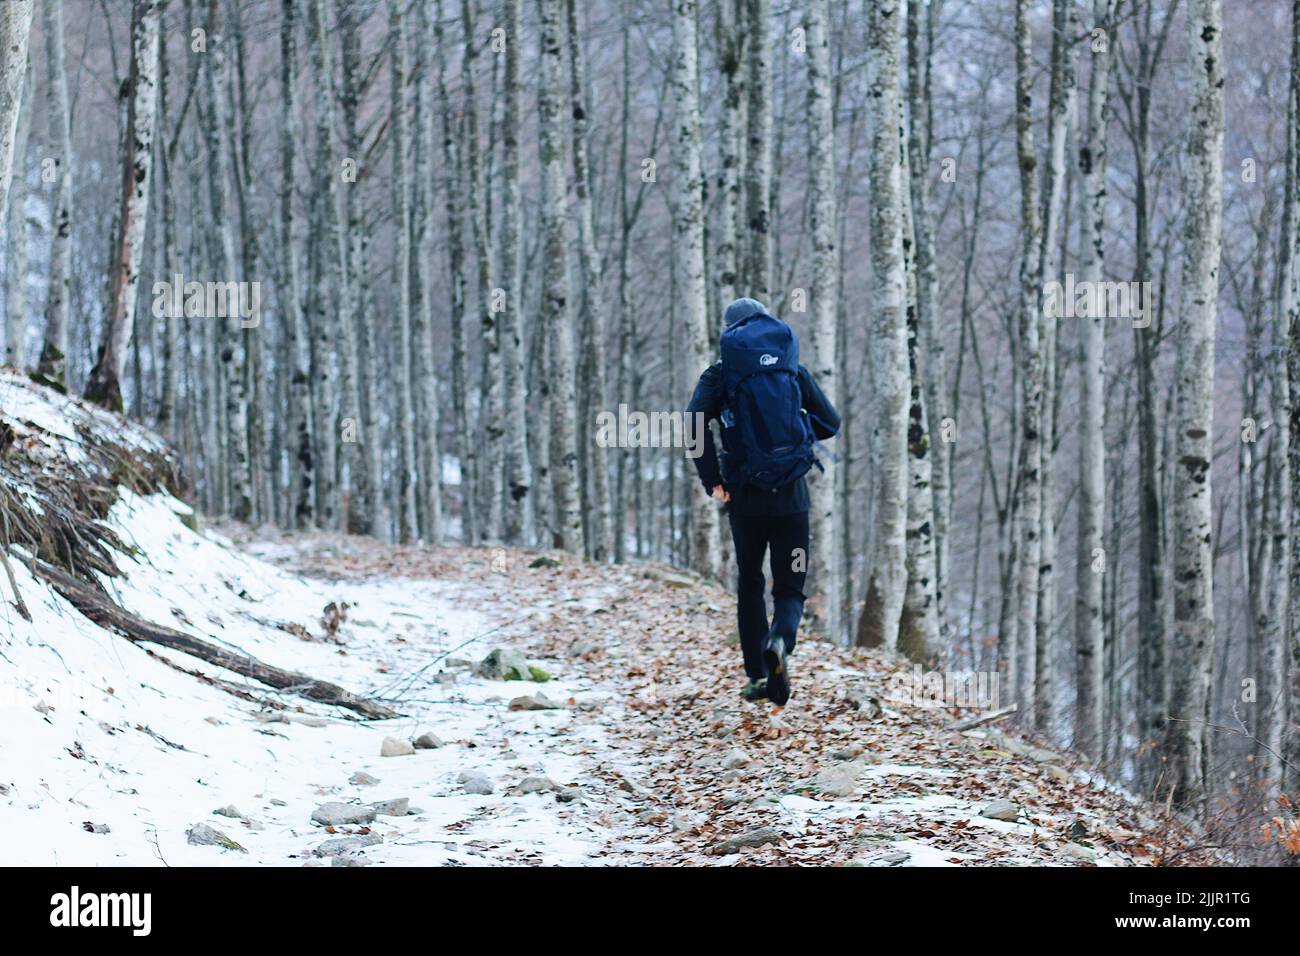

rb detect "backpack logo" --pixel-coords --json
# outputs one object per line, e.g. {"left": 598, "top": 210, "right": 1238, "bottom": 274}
{"left": 759, "top": 353, "right": 778, "bottom": 366}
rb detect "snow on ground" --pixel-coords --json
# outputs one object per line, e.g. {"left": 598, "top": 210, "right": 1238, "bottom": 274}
{"left": 1, "top": 369, "right": 1192, "bottom": 867}
{"left": 0, "top": 489, "right": 625, "bottom": 865}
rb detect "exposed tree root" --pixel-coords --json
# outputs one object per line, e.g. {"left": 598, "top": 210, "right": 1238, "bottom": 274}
{"left": 31, "top": 558, "right": 397, "bottom": 720}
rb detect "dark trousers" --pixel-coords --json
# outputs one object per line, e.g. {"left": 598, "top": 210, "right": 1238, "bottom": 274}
{"left": 727, "top": 510, "right": 809, "bottom": 681}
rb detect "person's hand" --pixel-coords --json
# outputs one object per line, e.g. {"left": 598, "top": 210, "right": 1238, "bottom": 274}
{"left": 711, "top": 484, "right": 731, "bottom": 504}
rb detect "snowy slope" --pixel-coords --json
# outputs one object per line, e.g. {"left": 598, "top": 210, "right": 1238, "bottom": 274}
{"left": 0, "top": 371, "right": 609, "bottom": 866}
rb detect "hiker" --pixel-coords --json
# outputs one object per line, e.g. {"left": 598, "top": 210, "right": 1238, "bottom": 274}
{"left": 686, "top": 297, "right": 840, "bottom": 706}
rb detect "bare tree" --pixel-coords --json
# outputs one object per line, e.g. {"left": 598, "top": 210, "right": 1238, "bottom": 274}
{"left": 1165, "top": 0, "right": 1224, "bottom": 810}
{"left": 1075, "top": 0, "right": 1117, "bottom": 760}
{"left": 856, "top": 0, "right": 909, "bottom": 654}
{"left": 538, "top": 0, "right": 582, "bottom": 553}
{"left": 85, "top": 0, "right": 162, "bottom": 413}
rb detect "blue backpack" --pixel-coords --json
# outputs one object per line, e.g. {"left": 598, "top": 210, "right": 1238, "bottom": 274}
{"left": 718, "top": 312, "right": 818, "bottom": 492}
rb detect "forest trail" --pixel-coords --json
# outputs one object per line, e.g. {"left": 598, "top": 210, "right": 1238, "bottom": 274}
{"left": 1, "top": 366, "right": 1188, "bottom": 865}
{"left": 221, "top": 531, "right": 1188, "bottom": 867}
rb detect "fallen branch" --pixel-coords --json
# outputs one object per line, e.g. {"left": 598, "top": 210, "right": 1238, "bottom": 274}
{"left": 945, "top": 703, "right": 1018, "bottom": 732}
{"left": 29, "top": 557, "right": 397, "bottom": 720}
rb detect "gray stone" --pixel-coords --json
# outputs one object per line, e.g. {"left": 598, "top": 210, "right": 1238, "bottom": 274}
{"left": 413, "top": 732, "right": 444, "bottom": 750}
{"left": 979, "top": 800, "right": 1020, "bottom": 822}
{"left": 508, "top": 692, "right": 561, "bottom": 711}
{"left": 515, "top": 776, "right": 558, "bottom": 795}
{"left": 311, "top": 802, "right": 377, "bottom": 826}
{"left": 722, "top": 748, "right": 752, "bottom": 770}
{"left": 187, "top": 823, "right": 246, "bottom": 852}
{"left": 314, "top": 832, "right": 383, "bottom": 857}
{"left": 1063, "top": 842, "right": 1096, "bottom": 863}
{"left": 331, "top": 855, "right": 372, "bottom": 867}
{"left": 555, "top": 787, "right": 581, "bottom": 803}
{"left": 213, "top": 805, "right": 246, "bottom": 820}
{"left": 811, "top": 762, "right": 863, "bottom": 798}
{"left": 350, "top": 771, "right": 380, "bottom": 786}
{"left": 380, "top": 736, "right": 415, "bottom": 757}
{"left": 712, "top": 827, "right": 782, "bottom": 855}
{"left": 477, "top": 647, "right": 534, "bottom": 681}
{"left": 459, "top": 771, "right": 494, "bottom": 795}
{"left": 370, "top": 797, "right": 410, "bottom": 816}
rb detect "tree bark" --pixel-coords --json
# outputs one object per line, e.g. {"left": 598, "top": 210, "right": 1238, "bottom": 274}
{"left": 84, "top": 0, "right": 162, "bottom": 413}
{"left": 855, "top": 0, "right": 908, "bottom": 653}
{"left": 1075, "top": 0, "right": 1116, "bottom": 761}
{"left": 1165, "top": 0, "right": 1224, "bottom": 811}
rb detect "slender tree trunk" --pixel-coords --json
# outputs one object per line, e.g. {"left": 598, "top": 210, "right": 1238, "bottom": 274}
{"left": 0, "top": 0, "right": 32, "bottom": 222}
{"left": 461, "top": 0, "right": 501, "bottom": 543}
{"left": 279, "top": 0, "right": 314, "bottom": 529}
{"left": 715, "top": 0, "right": 746, "bottom": 312}
{"left": 566, "top": 0, "right": 612, "bottom": 562}
{"left": 900, "top": 100, "right": 940, "bottom": 663}
{"left": 805, "top": 0, "right": 839, "bottom": 639}
{"left": 304, "top": 0, "right": 339, "bottom": 529}
{"left": 413, "top": 0, "right": 444, "bottom": 543}
{"left": 199, "top": 1, "right": 252, "bottom": 521}
{"left": 1010, "top": 0, "right": 1043, "bottom": 713}
{"left": 670, "top": 0, "right": 719, "bottom": 579}
{"left": 4, "top": 59, "right": 30, "bottom": 367}
{"left": 34, "top": 0, "right": 71, "bottom": 389}
{"left": 85, "top": 0, "right": 162, "bottom": 413}
{"left": 499, "top": 0, "right": 530, "bottom": 544}
{"left": 435, "top": 0, "right": 474, "bottom": 544}
{"left": 538, "top": 0, "right": 582, "bottom": 553}
{"left": 906, "top": 0, "right": 948, "bottom": 647}
{"left": 1165, "top": 0, "right": 1224, "bottom": 811}
{"left": 855, "top": 0, "right": 908, "bottom": 653}
{"left": 387, "top": 0, "right": 418, "bottom": 542}
{"left": 1075, "top": 0, "right": 1116, "bottom": 761}
{"left": 744, "top": 0, "right": 772, "bottom": 298}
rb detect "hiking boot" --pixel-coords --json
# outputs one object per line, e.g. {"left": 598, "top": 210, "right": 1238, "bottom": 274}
{"left": 741, "top": 678, "right": 769, "bottom": 702}
{"left": 764, "top": 636, "right": 791, "bottom": 706}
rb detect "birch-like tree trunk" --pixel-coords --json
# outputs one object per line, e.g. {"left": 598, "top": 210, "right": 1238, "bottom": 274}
{"left": 4, "top": 59, "right": 30, "bottom": 367}
{"left": 413, "top": 0, "right": 444, "bottom": 543}
{"left": 1032, "top": 0, "right": 1077, "bottom": 731}
{"left": 906, "top": 0, "right": 948, "bottom": 647}
{"left": 566, "top": 0, "right": 612, "bottom": 563}
{"left": 279, "top": 0, "right": 315, "bottom": 529}
{"left": 805, "top": 0, "right": 839, "bottom": 639}
{"left": 744, "top": 0, "right": 772, "bottom": 298}
{"left": 1166, "top": 0, "right": 1224, "bottom": 810}
{"left": 900, "top": 101, "right": 940, "bottom": 663}
{"left": 538, "top": 0, "right": 582, "bottom": 553}
{"left": 200, "top": 3, "right": 253, "bottom": 521}
{"left": 435, "top": 0, "right": 473, "bottom": 544}
{"left": 304, "top": 0, "right": 339, "bottom": 528}
{"left": 0, "top": 0, "right": 31, "bottom": 223}
{"left": 34, "top": 0, "right": 71, "bottom": 389}
{"left": 461, "top": 0, "right": 501, "bottom": 543}
{"left": 337, "top": 2, "right": 377, "bottom": 536}
{"left": 1010, "top": 0, "right": 1043, "bottom": 713}
{"left": 85, "top": 0, "right": 161, "bottom": 413}
{"left": 715, "top": 0, "right": 745, "bottom": 312}
{"left": 1285, "top": 0, "right": 1300, "bottom": 800}
{"left": 1075, "top": 0, "right": 1116, "bottom": 761}
{"left": 855, "top": 0, "right": 908, "bottom": 653}
{"left": 499, "top": 0, "right": 530, "bottom": 544}
{"left": 671, "top": 0, "right": 719, "bottom": 579}
{"left": 389, "top": 0, "right": 418, "bottom": 542}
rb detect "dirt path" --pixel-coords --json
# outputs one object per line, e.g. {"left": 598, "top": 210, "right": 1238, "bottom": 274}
{"left": 267, "top": 533, "right": 1189, "bottom": 867}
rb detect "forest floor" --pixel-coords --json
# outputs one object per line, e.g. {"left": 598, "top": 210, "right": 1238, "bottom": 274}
{"left": 221, "top": 529, "right": 1194, "bottom": 867}
{"left": 1, "top": 368, "right": 1197, "bottom": 866}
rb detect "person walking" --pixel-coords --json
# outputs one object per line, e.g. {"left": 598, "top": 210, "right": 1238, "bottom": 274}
{"left": 685, "top": 298, "right": 840, "bottom": 705}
